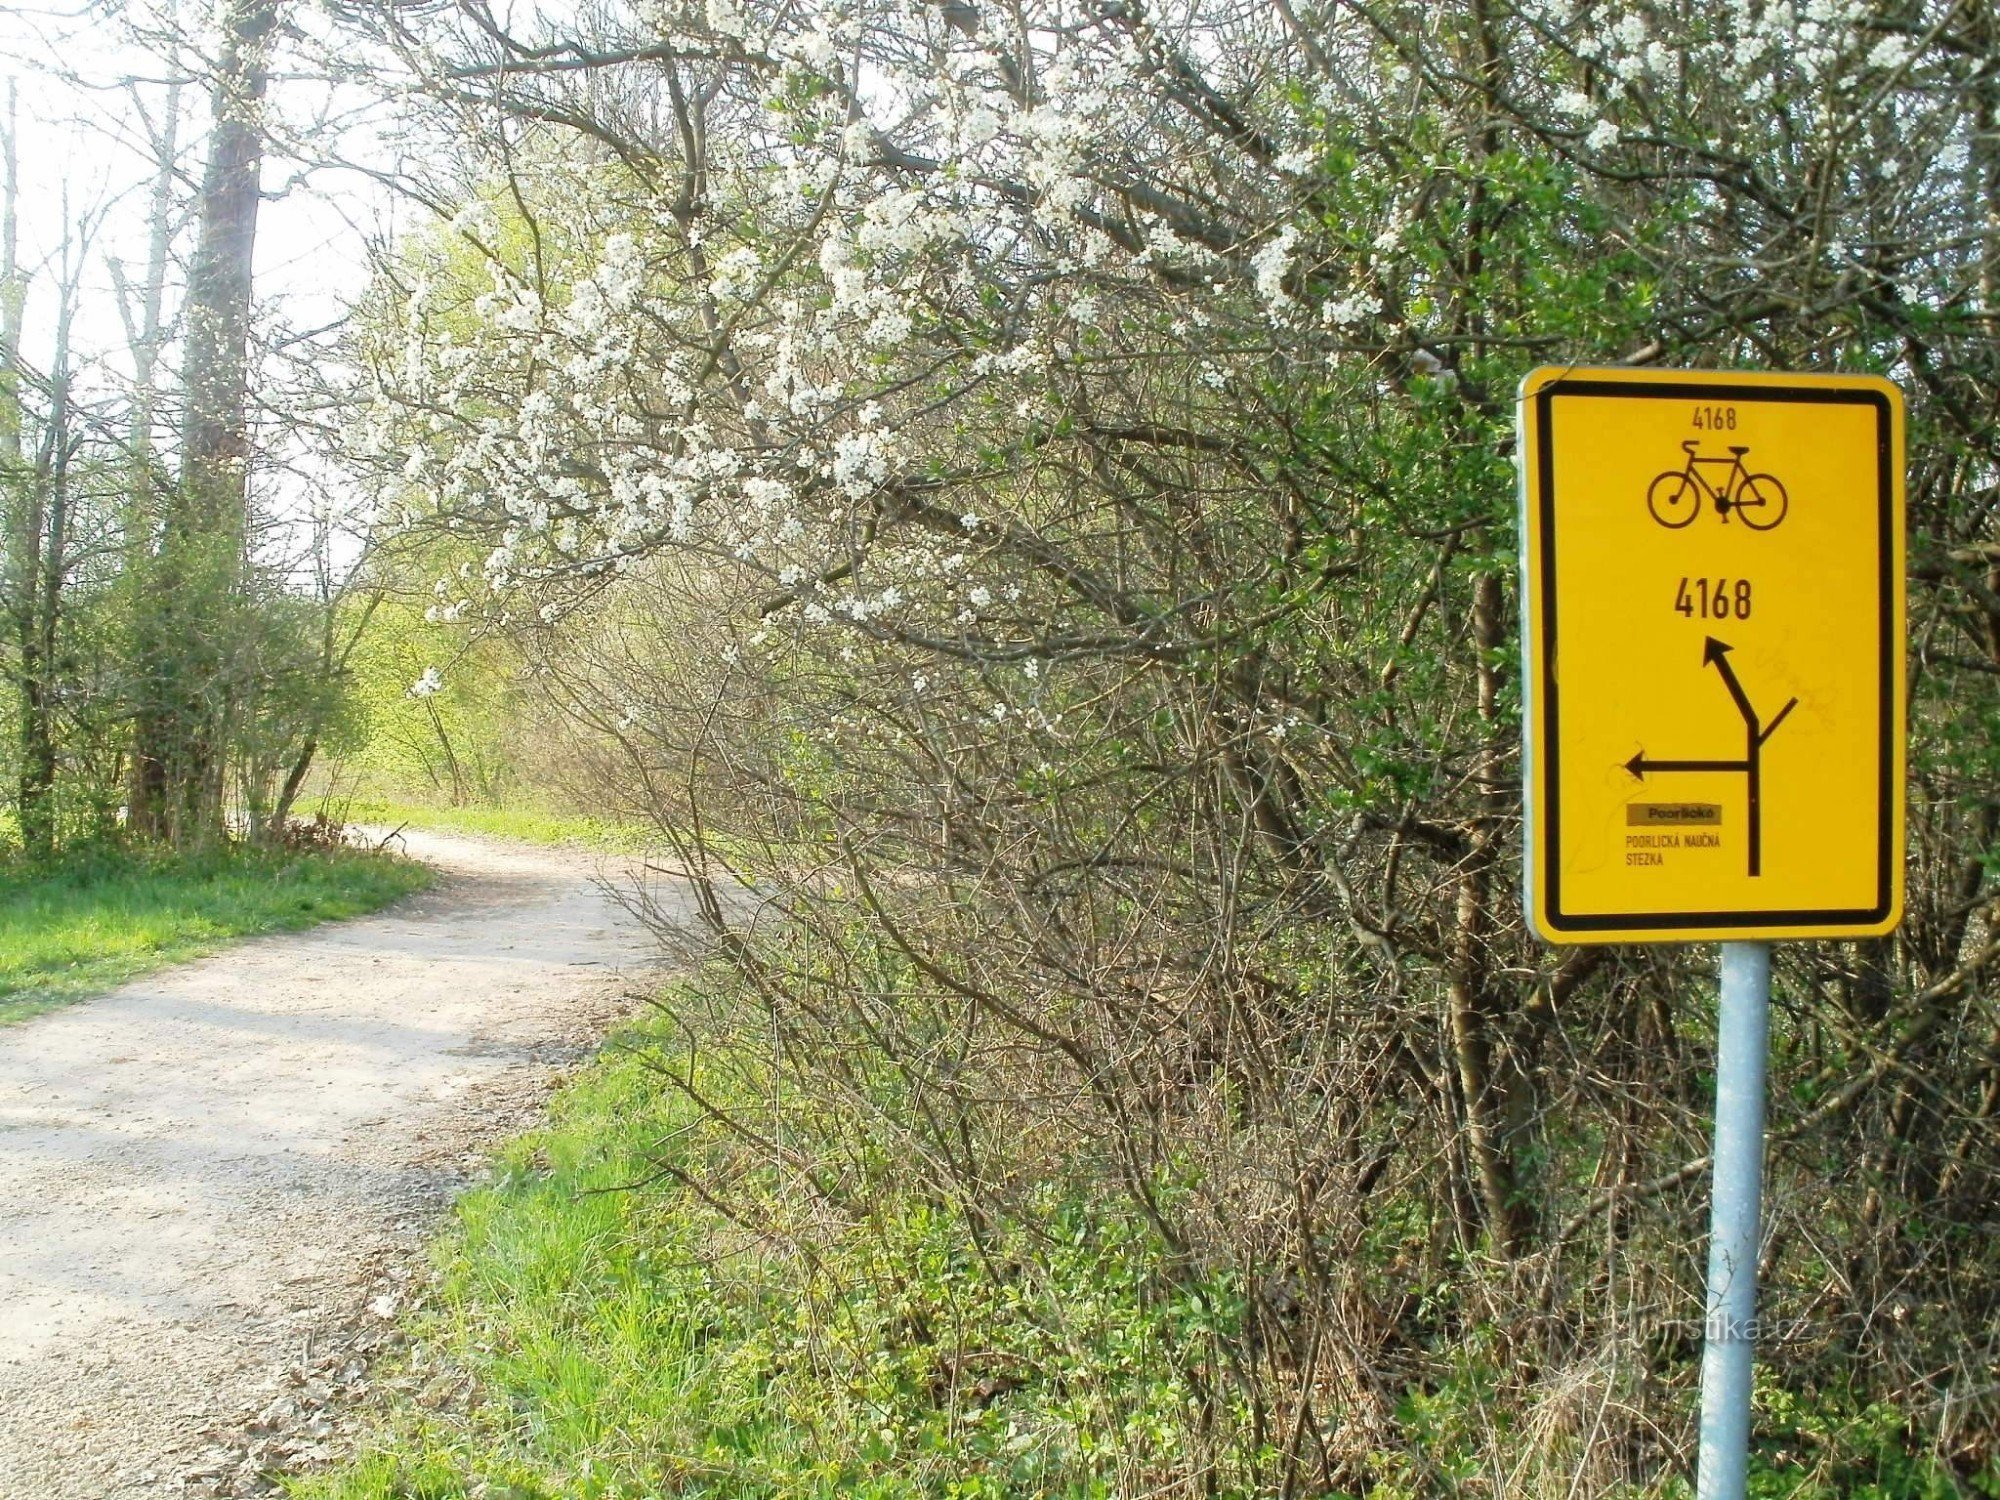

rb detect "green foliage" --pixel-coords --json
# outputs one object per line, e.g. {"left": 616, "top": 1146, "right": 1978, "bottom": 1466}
{"left": 297, "top": 985, "right": 2000, "bottom": 1500}
{"left": 1743, "top": 1384, "right": 2000, "bottom": 1500}
{"left": 337, "top": 588, "right": 530, "bottom": 806}
{"left": 293, "top": 995, "right": 1261, "bottom": 1500}
{"left": 1355, "top": 1341, "right": 1998, "bottom": 1500}
{"left": 343, "top": 795, "right": 654, "bottom": 853}
{"left": 0, "top": 402, "right": 369, "bottom": 854}
{"left": 0, "top": 841, "right": 431, "bottom": 1025}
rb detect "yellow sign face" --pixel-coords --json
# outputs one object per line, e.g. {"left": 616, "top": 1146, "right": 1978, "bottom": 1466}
{"left": 1518, "top": 367, "right": 1905, "bottom": 944}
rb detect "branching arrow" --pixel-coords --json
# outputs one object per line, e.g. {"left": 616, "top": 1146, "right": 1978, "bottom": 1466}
{"left": 1705, "top": 636, "right": 1758, "bottom": 728}
{"left": 1705, "top": 636, "right": 1799, "bottom": 745}
{"left": 1756, "top": 696, "right": 1797, "bottom": 746}
{"left": 1624, "top": 638, "right": 1796, "bottom": 877}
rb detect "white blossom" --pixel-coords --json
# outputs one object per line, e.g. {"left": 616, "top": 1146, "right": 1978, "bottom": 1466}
{"left": 841, "top": 118, "right": 878, "bottom": 162}
{"left": 866, "top": 308, "right": 914, "bottom": 346}
{"left": 960, "top": 107, "right": 1002, "bottom": 147}
{"left": 832, "top": 427, "right": 894, "bottom": 497}
{"left": 708, "top": 245, "right": 762, "bottom": 302}
{"left": 1321, "top": 293, "right": 1374, "bottom": 327}
{"left": 1867, "top": 35, "right": 1913, "bottom": 72}
{"left": 705, "top": 0, "right": 747, "bottom": 38}
{"left": 1250, "top": 226, "right": 1300, "bottom": 314}
{"left": 792, "top": 28, "right": 836, "bottom": 69}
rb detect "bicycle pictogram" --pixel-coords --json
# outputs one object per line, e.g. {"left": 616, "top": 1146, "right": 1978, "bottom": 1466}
{"left": 1646, "top": 442, "right": 1788, "bottom": 531}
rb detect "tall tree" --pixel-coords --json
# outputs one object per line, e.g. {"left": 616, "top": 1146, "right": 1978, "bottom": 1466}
{"left": 130, "top": 0, "right": 275, "bottom": 841}
{"left": 0, "top": 80, "right": 23, "bottom": 470}
{"left": 12, "top": 216, "right": 88, "bottom": 859}
{"left": 108, "top": 58, "right": 183, "bottom": 550}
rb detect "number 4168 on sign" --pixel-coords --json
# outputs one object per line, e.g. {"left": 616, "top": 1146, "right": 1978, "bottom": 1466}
{"left": 1517, "top": 365, "right": 1904, "bottom": 945}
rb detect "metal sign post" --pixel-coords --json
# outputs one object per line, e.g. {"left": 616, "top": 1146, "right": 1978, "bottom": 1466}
{"left": 1697, "top": 940, "right": 1772, "bottom": 1500}
{"left": 1516, "top": 367, "right": 1907, "bottom": 1494}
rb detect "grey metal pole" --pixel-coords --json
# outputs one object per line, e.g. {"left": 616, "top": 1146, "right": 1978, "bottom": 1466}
{"left": 1697, "top": 939, "right": 1773, "bottom": 1500}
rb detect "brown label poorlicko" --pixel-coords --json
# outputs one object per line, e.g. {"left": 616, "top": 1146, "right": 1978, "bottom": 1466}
{"left": 1627, "top": 803, "right": 1724, "bottom": 826}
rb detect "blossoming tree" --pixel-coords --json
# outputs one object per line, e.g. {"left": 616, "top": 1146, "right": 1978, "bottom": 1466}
{"left": 333, "top": 0, "right": 2000, "bottom": 1480}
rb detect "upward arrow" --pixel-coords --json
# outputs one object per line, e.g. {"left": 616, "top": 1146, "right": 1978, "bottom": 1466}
{"left": 1704, "top": 636, "right": 1759, "bottom": 731}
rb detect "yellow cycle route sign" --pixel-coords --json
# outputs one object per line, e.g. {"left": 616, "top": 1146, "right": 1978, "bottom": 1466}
{"left": 1518, "top": 366, "right": 1905, "bottom": 944}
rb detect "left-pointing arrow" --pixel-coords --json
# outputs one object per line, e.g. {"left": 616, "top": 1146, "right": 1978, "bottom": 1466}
{"left": 1627, "top": 751, "right": 1752, "bottom": 779}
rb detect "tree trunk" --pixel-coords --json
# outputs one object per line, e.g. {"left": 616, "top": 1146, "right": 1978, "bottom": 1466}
{"left": 13, "top": 219, "right": 79, "bottom": 862}
{"left": 1447, "top": 571, "right": 1528, "bottom": 1255}
{"left": 20, "top": 334, "right": 72, "bottom": 861}
{"left": 110, "top": 52, "right": 181, "bottom": 566}
{"left": 0, "top": 81, "right": 23, "bottom": 466}
{"left": 130, "top": 0, "right": 275, "bottom": 845}
{"left": 268, "top": 735, "right": 317, "bottom": 836}
{"left": 14, "top": 429, "right": 50, "bottom": 859}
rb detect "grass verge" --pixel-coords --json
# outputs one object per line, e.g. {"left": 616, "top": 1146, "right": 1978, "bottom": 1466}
{"left": 293, "top": 993, "right": 1997, "bottom": 1500}
{"left": 339, "top": 795, "right": 656, "bottom": 854}
{"left": 289, "top": 996, "right": 1243, "bottom": 1500}
{"left": 0, "top": 842, "right": 433, "bottom": 1026}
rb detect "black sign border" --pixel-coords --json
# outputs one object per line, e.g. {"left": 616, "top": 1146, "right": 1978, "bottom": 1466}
{"left": 1532, "top": 376, "right": 1897, "bottom": 934}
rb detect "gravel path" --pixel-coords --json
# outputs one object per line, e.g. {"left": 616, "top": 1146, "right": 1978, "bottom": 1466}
{"left": 0, "top": 829, "right": 670, "bottom": 1497}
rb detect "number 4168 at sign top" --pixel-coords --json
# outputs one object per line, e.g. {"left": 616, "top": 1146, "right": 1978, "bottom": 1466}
{"left": 1517, "top": 366, "right": 1906, "bottom": 945}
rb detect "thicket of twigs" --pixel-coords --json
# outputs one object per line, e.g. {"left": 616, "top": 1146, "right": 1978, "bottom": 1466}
{"left": 346, "top": 0, "right": 2000, "bottom": 1487}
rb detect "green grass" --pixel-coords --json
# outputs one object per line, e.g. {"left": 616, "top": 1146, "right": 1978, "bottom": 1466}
{"left": 289, "top": 998, "right": 1244, "bottom": 1500}
{"left": 0, "top": 842, "right": 433, "bottom": 1025}
{"left": 293, "top": 987, "right": 2000, "bottom": 1500}
{"left": 339, "top": 795, "right": 659, "bottom": 854}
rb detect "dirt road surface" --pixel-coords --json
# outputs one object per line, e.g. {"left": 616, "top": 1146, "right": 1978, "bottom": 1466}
{"left": 0, "top": 829, "right": 669, "bottom": 1497}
